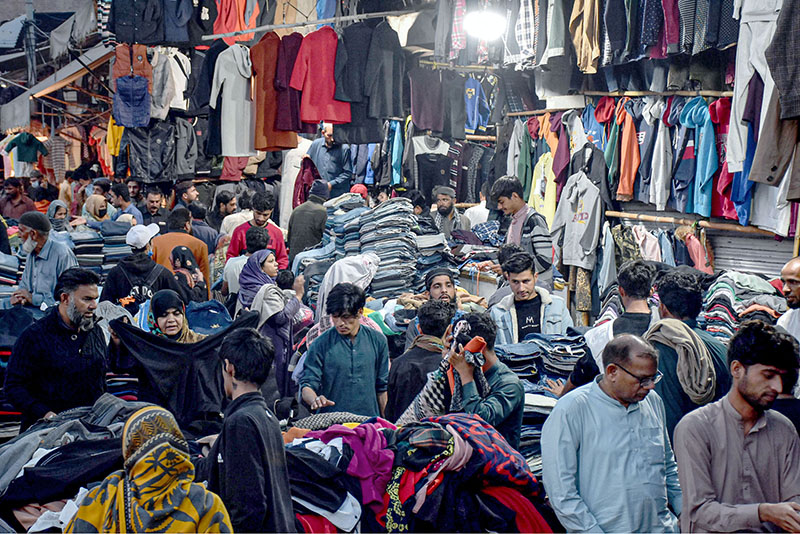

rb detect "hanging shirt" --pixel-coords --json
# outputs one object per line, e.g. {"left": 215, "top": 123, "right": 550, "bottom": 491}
{"left": 289, "top": 26, "right": 351, "bottom": 124}
{"left": 464, "top": 77, "right": 490, "bottom": 134}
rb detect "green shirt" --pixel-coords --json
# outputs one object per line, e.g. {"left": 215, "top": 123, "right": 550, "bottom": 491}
{"left": 300, "top": 325, "right": 389, "bottom": 417}
{"left": 461, "top": 360, "right": 524, "bottom": 449}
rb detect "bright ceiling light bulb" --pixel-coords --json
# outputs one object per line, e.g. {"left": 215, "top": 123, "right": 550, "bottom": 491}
{"left": 464, "top": 9, "right": 507, "bottom": 41}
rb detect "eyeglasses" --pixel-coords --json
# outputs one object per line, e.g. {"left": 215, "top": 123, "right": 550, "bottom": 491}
{"left": 615, "top": 364, "right": 663, "bottom": 387}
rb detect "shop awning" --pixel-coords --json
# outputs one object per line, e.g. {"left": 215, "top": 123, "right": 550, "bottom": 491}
{"left": 0, "top": 16, "right": 26, "bottom": 49}
{"left": 0, "top": 43, "right": 113, "bottom": 131}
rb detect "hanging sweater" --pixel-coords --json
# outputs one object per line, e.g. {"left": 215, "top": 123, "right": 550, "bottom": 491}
{"left": 681, "top": 96, "right": 718, "bottom": 218}
{"left": 550, "top": 171, "right": 603, "bottom": 270}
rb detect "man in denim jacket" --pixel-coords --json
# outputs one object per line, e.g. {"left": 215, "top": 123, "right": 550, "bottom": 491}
{"left": 489, "top": 252, "right": 572, "bottom": 345}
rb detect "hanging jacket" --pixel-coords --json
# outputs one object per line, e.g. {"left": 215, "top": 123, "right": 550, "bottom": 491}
{"left": 613, "top": 97, "right": 641, "bottom": 201}
{"left": 465, "top": 77, "right": 491, "bottom": 134}
{"left": 551, "top": 171, "right": 603, "bottom": 270}
{"left": 163, "top": 0, "right": 193, "bottom": 43}
{"left": 667, "top": 97, "right": 695, "bottom": 213}
{"left": 629, "top": 98, "right": 659, "bottom": 204}
{"left": 651, "top": 98, "right": 673, "bottom": 210}
{"left": 174, "top": 117, "right": 198, "bottom": 181}
{"left": 563, "top": 110, "right": 589, "bottom": 153}
{"left": 112, "top": 44, "right": 153, "bottom": 91}
{"left": 709, "top": 98, "right": 738, "bottom": 219}
{"left": 550, "top": 111, "right": 571, "bottom": 197}
{"left": 118, "top": 120, "right": 176, "bottom": 183}
{"left": 681, "top": 96, "right": 718, "bottom": 217}
{"left": 109, "top": 0, "right": 164, "bottom": 44}
{"left": 293, "top": 157, "right": 321, "bottom": 209}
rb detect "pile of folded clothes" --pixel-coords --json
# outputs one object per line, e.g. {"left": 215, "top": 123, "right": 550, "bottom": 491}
{"left": 100, "top": 234, "right": 131, "bottom": 278}
{"left": 0, "top": 253, "right": 19, "bottom": 300}
{"left": 494, "top": 333, "right": 590, "bottom": 476}
{"left": 360, "top": 198, "right": 418, "bottom": 299}
{"left": 70, "top": 231, "right": 104, "bottom": 275}
{"left": 414, "top": 233, "right": 458, "bottom": 293}
{"left": 291, "top": 239, "right": 337, "bottom": 310}
{"left": 699, "top": 271, "right": 786, "bottom": 343}
{"left": 324, "top": 194, "right": 367, "bottom": 261}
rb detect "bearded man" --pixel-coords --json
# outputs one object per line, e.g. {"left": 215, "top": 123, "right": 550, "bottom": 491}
{"left": 5, "top": 268, "right": 107, "bottom": 430}
{"left": 432, "top": 186, "right": 469, "bottom": 239}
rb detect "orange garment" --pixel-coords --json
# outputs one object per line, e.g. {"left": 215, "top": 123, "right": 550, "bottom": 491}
{"left": 740, "top": 304, "right": 781, "bottom": 319}
{"left": 251, "top": 33, "right": 298, "bottom": 151}
{"left": 215, "top": 0, "right": 261, "bottom": 45}
{"left": 539, "top": 113, "right": 559, "bottom": 154}
{"left": 151, "top": 231, "right": 211, "bottom": 297}
{"left": 615, "top": 97, "right": 641, "bottom": 201}
{"left": 282, "top": 426, "right": 311, "bottom": 443}
{"left": 111, "top": 44, "right": 153, "bottom": 92}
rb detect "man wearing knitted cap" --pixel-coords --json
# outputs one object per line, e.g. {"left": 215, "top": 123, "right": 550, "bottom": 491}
{"left": 288, "top": 179, "right": 328, "bottom": 266}
{"left": 433, "top": 186, "right": 470, "bottom": 239}
{"left": 2, "top": 211, "right": 77, "bottom": 309}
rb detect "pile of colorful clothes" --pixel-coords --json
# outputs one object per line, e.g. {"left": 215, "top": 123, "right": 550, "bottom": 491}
{"left": 699, "top": 271, "right": 785, "bottom": 343}
{"left": 284, "top": 412, "right": 558, "bottom": 533}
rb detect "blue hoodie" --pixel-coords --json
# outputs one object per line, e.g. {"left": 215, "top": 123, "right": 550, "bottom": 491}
{"left": 680, "top": 97, "right": 718, "bottom": 217}
{"left": 666, "top": 97, "right": 694, "bottom": 213}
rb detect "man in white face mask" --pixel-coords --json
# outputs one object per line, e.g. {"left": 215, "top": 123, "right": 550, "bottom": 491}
{"left": 2, "top": 212, "right": 78, "bottom": 309}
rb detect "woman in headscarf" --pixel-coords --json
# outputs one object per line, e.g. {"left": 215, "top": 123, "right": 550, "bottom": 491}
{"left": 147, "top": 289, "right": 206, "bottom": 343}
{"left": 46, "top": 200, "right": 70, "bottom": 232}
{"left": 171, "top": 246, "right": 208, "bottom": 303}
{"left": 83, "top": 194, "right": 111, "bottom": 223}
{"left": 239, "top": 250, "right": 304, "bottom": 398}
{"left": 237, "top": 248, "right": 278, "bottom": 310}
{"left": 65, "top": 406, "right": 233, "bottom": 533}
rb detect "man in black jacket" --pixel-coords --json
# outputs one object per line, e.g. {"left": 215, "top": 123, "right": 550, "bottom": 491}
{"left": 194, "top": 328, "right": 295, "bottom": 533}
{"left": 386, "top": 300, "right": 454, "bottom": 422}
{"left": 5, "top": 268, "right": 107, "bottom": 430}
{"left": 141, "top": 186, "right": 169, "bottom": 232}
{"left": 100, "top": 223, "right": 180, "bottom": 314}
{"left": 188, "top": 202, "right": 220, "bottom": 255}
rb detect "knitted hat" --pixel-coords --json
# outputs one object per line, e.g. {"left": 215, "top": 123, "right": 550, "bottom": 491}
{"left": 19, "top": 211, "right": 51, "bottom": 233}
{"left": 309, "top": 179, "right": 330, "bottom": 199}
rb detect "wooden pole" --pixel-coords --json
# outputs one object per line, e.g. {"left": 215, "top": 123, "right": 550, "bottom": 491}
{"left": 605, "top": 210, "right": 777, "bottom": 237}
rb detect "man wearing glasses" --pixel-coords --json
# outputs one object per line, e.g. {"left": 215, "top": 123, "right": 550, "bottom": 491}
{"left": 645, "top": 270, "right": 732, "bottom": 441}
{"left": 542, "top": 334, "right": 682, "bottom": 533}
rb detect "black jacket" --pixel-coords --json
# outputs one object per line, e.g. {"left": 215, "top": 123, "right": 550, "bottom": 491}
{"left": 109, "top": 0, "right": 165, "bottom": 44}
{"left": 118, "top": 120, "right": 176, "bottom": 184}
{"left": 194, "top": 392, "right": 296, "bottom": 533}
{"left": 192, "top": 219, "right": 219, "bottom": 255}
{"left": 100, "top": 252, "right": 181, "bottom": 315}
{"left": 385, "top": 345, "right": 443, "bottom": 422}
{"left": 5, "top": 306, "right": 107, "bottom": 430}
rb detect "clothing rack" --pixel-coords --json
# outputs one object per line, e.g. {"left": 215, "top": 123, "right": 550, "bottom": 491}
{"left": 507, "top": 106, "right": 584, "bottom": 117}
{"left": 418, "top": 60, "right": 498, "bottom": 72}
{"left": 464, "top": 134, "right": 496, "bottom": 141}
{"left": 605, "top": 210, "right": 777, "bottom": 237}
{"left": 202, "top": 9, "right": 414, "bottom": 40}
{"left": 582, "top": 90, "right": 734, "bottom": 98}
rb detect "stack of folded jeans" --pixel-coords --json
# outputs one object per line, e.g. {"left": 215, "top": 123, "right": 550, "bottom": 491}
{"left": 291, "top": 238, "right": 337, "bottom": 308}
{"left": 495, "top": 333, "right": 588, "bottom": 476}
{"left": 101, "top": 234, "right": 132, "bottom": 278}
{"left": 519, "top": 393, "right": 556, "bottom": 476}
{"left": 326, "top": 206, "right": 369, "bottom": 260}
{"left": 324, "top": 194, "right": 367, "bottom": 260}
{"left": 71, "top": 231, "right": 104, "bottom": 275}
{"left": 359, "top": 198, "right": 418, "bottom": 299}
{"left": 413, "top": 233, "right": 457, "bottom": 293}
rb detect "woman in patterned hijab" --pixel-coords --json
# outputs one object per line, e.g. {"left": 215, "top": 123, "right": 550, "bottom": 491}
{"left": 65, "top": 406, "right": 232, "bottom": 533}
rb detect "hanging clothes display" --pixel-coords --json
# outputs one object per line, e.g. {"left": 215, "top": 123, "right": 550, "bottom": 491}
{"left": 210, "top": 44, "right": 256, "bottom": 157}
{"left": 251, "top": 32, "right": 298, "bottom": 151}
